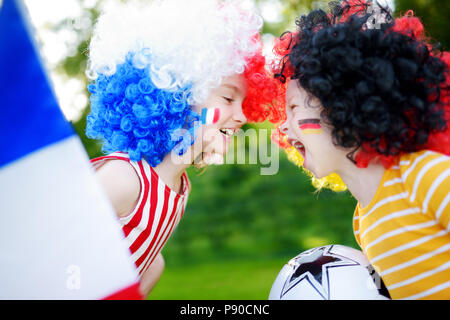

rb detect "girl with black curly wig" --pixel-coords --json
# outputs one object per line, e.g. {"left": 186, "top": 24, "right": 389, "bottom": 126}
{"left": 273, "top": 0, "right": 450, "bottom": 299}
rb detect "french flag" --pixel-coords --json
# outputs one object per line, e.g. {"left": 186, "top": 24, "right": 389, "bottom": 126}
{"left": 200, "top": 107, "right": 220, "bottom": 125}
{"left": 0, "top": 0, "right": 141, "bottom": 299}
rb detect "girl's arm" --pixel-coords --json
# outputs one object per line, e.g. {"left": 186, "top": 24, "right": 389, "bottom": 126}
{"left": 139, "top": 253, "right": 165, "bottom": 298}
{"left": 96, "top": 160, "right": 140, "bottom": 218}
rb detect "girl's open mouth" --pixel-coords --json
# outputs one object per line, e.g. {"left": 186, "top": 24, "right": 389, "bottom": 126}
{"left": 288, "top": 138, "right": 305, "bottom": 158}
{"left": 219, "top": 128, "right": 237, "bottom": 138}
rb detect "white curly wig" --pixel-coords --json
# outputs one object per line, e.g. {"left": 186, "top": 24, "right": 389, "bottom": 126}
{"left": 87, "top": 0, "right": 264, "bottom": 105}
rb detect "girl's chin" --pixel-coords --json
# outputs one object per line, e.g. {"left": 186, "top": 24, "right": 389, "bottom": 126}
{"left": 211, "top": 135, "right": 231, "bottom": 155}
{"left": 305, "top": 166, "right": 328, "bottom": 180}
{"left": 222, "top": 134, "right": 232, "bottom": 152}
{"left": 203, "top": 152, "right": 225, "bottom": 165}
{"left": 302, "top": 157, "right": 319, "bottom": 178}
{"left": 199, "top": 134, "right": 232, "bottom": 164}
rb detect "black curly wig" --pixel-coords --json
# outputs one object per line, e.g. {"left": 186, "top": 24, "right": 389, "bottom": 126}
{"left": 274, "top": 0, "right": 450, "bottom": 167}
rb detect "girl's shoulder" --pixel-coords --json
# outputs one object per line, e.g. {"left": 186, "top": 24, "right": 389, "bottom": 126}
{"left": 91, "top": 153, "right": 141, "bottom": 218}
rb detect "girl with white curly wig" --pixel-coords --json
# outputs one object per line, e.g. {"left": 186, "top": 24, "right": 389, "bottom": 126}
{"left": 86, "top": 0, "right": 282, "bottom": 297}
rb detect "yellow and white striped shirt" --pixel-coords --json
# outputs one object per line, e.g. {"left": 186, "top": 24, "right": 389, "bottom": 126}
{"left": 353, "top": 150, "right": 450, "bottom": 300}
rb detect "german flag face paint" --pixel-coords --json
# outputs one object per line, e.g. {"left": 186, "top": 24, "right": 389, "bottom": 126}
{"left": 298, "top": 119, "right": 322, "bottom": 135}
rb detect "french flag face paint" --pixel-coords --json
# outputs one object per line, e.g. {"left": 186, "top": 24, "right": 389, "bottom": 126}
{"left": 200, "top": 107, "right": 220, "bottom": 125}
{"left": 298, "top": 119, "right": 322, "bottom": 135}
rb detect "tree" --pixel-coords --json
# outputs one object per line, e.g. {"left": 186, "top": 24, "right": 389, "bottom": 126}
{"left": 396, "top": 0, "right": 450, "bottom": 51}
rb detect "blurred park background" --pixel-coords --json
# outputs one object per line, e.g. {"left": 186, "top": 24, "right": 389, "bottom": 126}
{"left": 18, "top": 0, "right": 450, "bottom": 299}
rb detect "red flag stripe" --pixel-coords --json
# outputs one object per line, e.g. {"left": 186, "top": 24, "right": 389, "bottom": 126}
{"left": 102, "top": 282, "right": 143, "bottom": 300}
{"left": 299, "top": 123, "right": 322, "bottom": 130}
{"left": 212, "top": 108, "right": 220, "bottom": 124}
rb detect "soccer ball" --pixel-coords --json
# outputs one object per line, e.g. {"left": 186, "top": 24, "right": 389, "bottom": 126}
{"left": 269, "top": 245, "right": 391, "bottom": 300}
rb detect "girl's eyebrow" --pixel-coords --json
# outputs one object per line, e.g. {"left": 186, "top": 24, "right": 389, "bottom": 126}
{"left": 298, "top": 118, "right": 320, "bottom": 125}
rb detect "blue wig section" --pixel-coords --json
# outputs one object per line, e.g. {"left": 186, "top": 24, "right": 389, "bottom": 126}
{"left": 86, "top": 51, "right": 200, "bottom": 165}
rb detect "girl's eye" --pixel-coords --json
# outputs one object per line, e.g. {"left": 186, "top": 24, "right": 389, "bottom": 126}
{"left": 223, "top": 96, "right": 234, "bottom": 103}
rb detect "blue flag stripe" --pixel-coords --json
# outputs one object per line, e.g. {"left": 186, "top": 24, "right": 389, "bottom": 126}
{"left": 0, "top": 0, "right": 74, "bottom": 168}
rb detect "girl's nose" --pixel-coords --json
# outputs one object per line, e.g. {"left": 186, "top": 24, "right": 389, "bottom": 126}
{"left": 280, "top": 121, "right": 289, "bottom": 133}
{"left": 232, "top": 104, "right": 248, "bottom": 124}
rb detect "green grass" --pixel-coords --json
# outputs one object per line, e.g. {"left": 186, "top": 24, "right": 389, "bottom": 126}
{"left": 148, "top": 258, "right": 290, "bottom": 300}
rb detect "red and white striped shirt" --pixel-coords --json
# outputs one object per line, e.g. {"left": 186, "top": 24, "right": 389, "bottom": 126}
{"left": 91, "top": 152, "right": 190, "bottom": 276}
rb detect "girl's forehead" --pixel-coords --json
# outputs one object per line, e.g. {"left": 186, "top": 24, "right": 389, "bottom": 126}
{"left": 287, "top": 79, "right": 308, "bottom": 94}
{"left": 220, "top": 73, "right": 247, "bottom": 94}
{"left": 286, "top": 80, "right": 308, "bottom": 105}
{"left": 286, "top": 80, "right": 322, "bottom": 111}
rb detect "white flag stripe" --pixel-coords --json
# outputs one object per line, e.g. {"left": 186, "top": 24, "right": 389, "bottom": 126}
{"left": 129, "top": 171, "right": 166, "bottom": 263}
{"left": 388, "top": 261, "right": 450, "bottom": 290}
{"left": 118, "top": 160, "right": 147, "bottom": 226}
{"left": 144, "top": 195, "right": 184, "bottom": 272}
{"left": 402, "top": 281, "right": 450, "bottom": 300}
{"left": 0, "top": 137, "right": 138, "bottom": 299}
{"left": 422, "top": 168, "right": 450, "bottom": 213}
{"left": 206, "top": 109, "right": 215, "bottom": 124}
{"left": 137, "top": 187, "right": 177, "bottom": 274}
{"left": 435, "top": 193, "right": 450, "bottom": 222}
{"left": 360, "top": 192, "right": 409, "bottom": 224}
{"left": 402, "top": 151, "right": 434, "bottom": 182}
{"left": 371, "top": 229, "right": 448, "bottom": 264}
{"left": 361, "top": 207, "right": 420, "bottom": 239}
{"left": 384, "top": 177, "right": 403, "bottom": 187}
{"left": 380, "top": 243, "right": 450, "bottom": 277}
{"left": 409, "top": 157, "right": 450, "bottom": 202}
{"left": 399, "top": 160, "right": 411, "bottom": 166}
{"left": 365, "top": 220, "right": 438, "bottom": 251}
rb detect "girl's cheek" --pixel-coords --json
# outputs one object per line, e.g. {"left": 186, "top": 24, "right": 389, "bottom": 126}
{"left": 290, "top": 120, "right": 303, "bottom": 139}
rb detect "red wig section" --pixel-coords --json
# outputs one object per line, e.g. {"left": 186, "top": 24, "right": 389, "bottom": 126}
{"left": 242, "top": 35, "right": 286, "bottom": 124}
{"left": 339, "top": 0, "right": 373, "bottom": 21}
{"left": 355, "top": 11, "right": 450, "bottom": 168}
